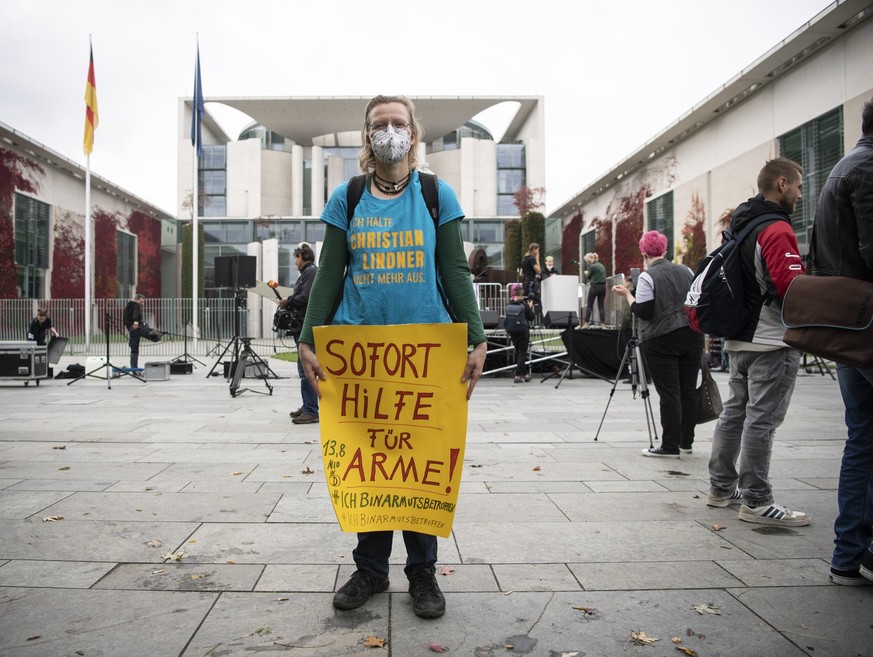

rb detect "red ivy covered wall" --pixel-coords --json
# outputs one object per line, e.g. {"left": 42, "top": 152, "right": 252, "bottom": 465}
{"left": 0, "top": 149, "right": 44, "bottom": 298}
{"left": 93, "top": 209, "right": 119, "bottom": 299}
{"left": 51, "top": 210, "right": 85, "bottom": 298}
{"left": 128, "top": 210, "right": 161, "bottom": 297}
{"left": 561, "top": 212, "right": 583, "bottom": 277}
{"left": 678, "top": 191, "right": 708, "bottom": 271}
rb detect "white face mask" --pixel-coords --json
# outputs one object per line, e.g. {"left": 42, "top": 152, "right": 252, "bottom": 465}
{"left": 370, "top": 123, "right": 412, "bottom": 165}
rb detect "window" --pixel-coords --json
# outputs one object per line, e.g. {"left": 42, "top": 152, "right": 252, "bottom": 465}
{"left": 14, "top": 193, "right": 50, "bottom": 298}
{"left": 778, "top": 106, "right": 844, "bottom": 254}
{"left": 646, "top": 191, "right": 674, "bottom": 258}
{"left": 117, "top": 231, "right": 137, "bottom": 299}
{"left": 496, "top": 143, "right": 526, "bottom": 216}
{"left": 581, "top": 230, "right": 596, "bottom": 258}
{"left": 198, "top": 144, "right": 227, "bottom": 218}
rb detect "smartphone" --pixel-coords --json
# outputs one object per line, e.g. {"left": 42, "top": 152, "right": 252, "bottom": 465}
{"left": 630, "top": 267, "right": 641, "bottom": 288}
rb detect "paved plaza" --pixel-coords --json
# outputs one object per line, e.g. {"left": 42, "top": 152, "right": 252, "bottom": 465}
{"left": 0, "top": 352, "right": 870, "bottom": 657}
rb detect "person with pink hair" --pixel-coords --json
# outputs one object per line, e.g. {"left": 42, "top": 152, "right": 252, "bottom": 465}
{"left": 612, "top": 230, "right": 704, "bottom": 458}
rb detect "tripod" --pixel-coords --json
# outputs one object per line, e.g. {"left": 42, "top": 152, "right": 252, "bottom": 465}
{"left": 68, "top": 312, "right": 147, "bottom": 389}
{"left": 206, "top": 288, "right": 278, "bottom": 395}
{"left": 170, "top": 319, "right": 205, "bottom": 368}
{"left": 593, "top": 318, "right": 658, "bottom": 446}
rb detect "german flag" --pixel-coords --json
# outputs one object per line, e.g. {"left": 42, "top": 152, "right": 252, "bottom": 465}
{"left": 83, "top": 43, "right": 98, "bottom": 155}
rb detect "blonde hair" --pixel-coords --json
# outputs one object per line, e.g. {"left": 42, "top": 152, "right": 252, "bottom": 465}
{"left": 357, "top": 95, "right": 423, "bottom": 174}
{"left": 584, "top": 252, "right": 599, "bottom": 263}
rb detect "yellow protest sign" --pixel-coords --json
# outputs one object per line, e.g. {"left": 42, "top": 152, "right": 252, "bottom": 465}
{"left": 314, "top": 323, "right": 469, "bottom": 538}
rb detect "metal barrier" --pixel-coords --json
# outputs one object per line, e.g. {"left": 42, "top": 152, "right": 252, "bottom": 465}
{"left": 579, "top": 273, "right": 627, "bottom": 327}
{"left": 0, "top": 297, "right": 295, "bottom": 359}
{"left": 473, "top": 282, "right": 506, "bottom": 316}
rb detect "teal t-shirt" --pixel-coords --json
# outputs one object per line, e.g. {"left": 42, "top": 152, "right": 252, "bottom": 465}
{"left": 320, "top": 171, "right": 465, "bottom": 326}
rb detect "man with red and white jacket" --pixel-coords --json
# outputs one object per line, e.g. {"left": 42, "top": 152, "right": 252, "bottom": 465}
{"left": 707, "top": 158, "right": 810, "bottom": 527}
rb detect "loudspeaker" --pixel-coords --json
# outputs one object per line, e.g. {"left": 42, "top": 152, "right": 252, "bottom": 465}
{"left": 479, "top": 310, "right": 499, "bottom": 329}
{"left": 214, "top": 255, "right": 257, "bottom": 289}
{"left": 544, "top": 311, "right": 578, "bottom": 328}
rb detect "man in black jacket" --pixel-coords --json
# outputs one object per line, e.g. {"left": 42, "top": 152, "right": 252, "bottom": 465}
{"left": 281, "top": 244, "right": 319, "bottom": 424}
{"left": 810, "top": 98, "right": 873, "bottom": 586}
{"left": 123, "top": 294, "right": 161, "bottom": 369}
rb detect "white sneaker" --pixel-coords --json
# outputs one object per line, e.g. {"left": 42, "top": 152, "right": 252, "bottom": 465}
{"left": 707, "top": 489, "right": 742, "bottom": 508}
{"left": 738, "top": 503, "right": 810, "bottom": 527}
{"left": 680, "top": 448, "right": 693, "bottom": 455}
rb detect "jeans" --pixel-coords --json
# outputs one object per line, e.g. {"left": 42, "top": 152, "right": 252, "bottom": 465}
{"left": 353, "top": 530, "right": 438, "bottom": 578}
{"left": 708, "top": 348, "right": 801, "bottom": 507}
{"left": 294, "top": 335, "right": 319, "bottom": 415}
{"left": 641, "top": 327, "right": 704, "bottom": 451}
{"left": 831, "top": 365, "right": 873, "bottom": 570}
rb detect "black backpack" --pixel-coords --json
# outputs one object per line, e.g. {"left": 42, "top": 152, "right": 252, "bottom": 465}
{"left": 504, "top": 302, "right": 529, "bottom": 334}
{"left": 684, "top": 213, "right": 780, "bottom": 338}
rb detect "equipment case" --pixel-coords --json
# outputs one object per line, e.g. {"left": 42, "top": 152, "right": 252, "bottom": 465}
{"left": 0, "top": 341, "right": 49, "bottom": 386}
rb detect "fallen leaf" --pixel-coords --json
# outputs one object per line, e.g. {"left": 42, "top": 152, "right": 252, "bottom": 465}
{"left": 692, "top": 602, "right": 720, "bottom": 615}
{"left": 232, "top": 471, "right": 244, "bottom": 476}
{"left": 437, "top": 566, "right": 455, "bottom": 576}
{"left": 58, "top": 466, "right": 70, "bottom": 471}
{"left": 532, "top": 466, "right": 541, "bottom": 471}
{"left": 145, "top": 540, "right": 162, "bottom": 548}
{"left": 710, "top": 523, "right": 725, "bottom": 532}
{"left": 276, "top": 597, "right": 289, "bottom": 601}
{"left": 429, "top": 641, "right": 449, "bottom": 652}
{"left": 227, "top": 560, "right": 237, "bottom": 564}
{"left": 255, "top": 626, "right": 271, "bottom": 636}
{"left": 362, "top": 635, "right": 386, "bottom": 648}
{"left": 42, "top": 516, "right": 64, "bottom": 522}
{"left": 188, "top": 539, "right": 197, "bottom": 544}
{"left": 191, "top": 573, "right": 207, "bottom": 580}
{"left": 572, "top": 605, "right": 598, "bottom": 615}
{"left": 675, "top": 647, "right": 698, "bottom": 656}
{"left": 52, "top": 445, "right": 66, "bottom": 450}
{"left": 504, "top": 643, "right": 514, "bottom": 649}
{"left": 26, "top": 635, "right": 40, "bottom": 641}
{"left": 560, "top": 653, "right": 580, "bottom": 657}
{"left": 470, "top": 464, "right": 483, "bottom": 468}
{"left": 630, "top": 630, "right": 660, "bottom": 646}
{"left": 163, "top": 549, "right": 187, "bottom": 561}
{"left": 301, "top": 466, "right": 315, "bottom": 475}
{"left": 151, "top": 569, "right": 166, "bottom": 575}
{"left": 672, "top": 636, "right": 683, "bottom": 643}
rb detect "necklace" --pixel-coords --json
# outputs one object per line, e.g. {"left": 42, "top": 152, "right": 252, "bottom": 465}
{"left": 372, "top": 171, "right": 411, "bottom": 195}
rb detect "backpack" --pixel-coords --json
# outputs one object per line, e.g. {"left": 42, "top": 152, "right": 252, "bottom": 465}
{"left": 504, "top": 302, "right": 529, "bottom": 334}
{"left": 684, "top": 213, "right": 781, "bottom": 338}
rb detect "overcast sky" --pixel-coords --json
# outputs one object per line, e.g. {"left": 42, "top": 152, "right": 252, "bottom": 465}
{"left": 1, "top": 0, "right": 834, "bottom": 216}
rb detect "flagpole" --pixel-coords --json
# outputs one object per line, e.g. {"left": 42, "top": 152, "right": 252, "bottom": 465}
{"left": 85, "top": 155, "right": 91, "bottom": 350}
{"left": 191, "top": 36, "right": 202, "bottom": 342}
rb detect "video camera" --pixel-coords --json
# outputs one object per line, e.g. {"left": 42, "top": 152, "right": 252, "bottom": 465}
{"left": 272, "top": 307, "right": 303, "bottom": 334}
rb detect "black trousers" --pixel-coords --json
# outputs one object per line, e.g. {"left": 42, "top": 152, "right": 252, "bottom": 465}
{"left": 509, "top": 330, "right": 530, "bottom": 376}
{"left": 641, "top": 327, "right": 704, "bottom": 451}
{"left": 585, "top": 282, "right": 606, "bottom": 323}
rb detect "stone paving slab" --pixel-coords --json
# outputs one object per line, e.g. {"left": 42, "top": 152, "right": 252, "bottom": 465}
{"left": 0, "top": 356, "right": 864, "bottom": 656}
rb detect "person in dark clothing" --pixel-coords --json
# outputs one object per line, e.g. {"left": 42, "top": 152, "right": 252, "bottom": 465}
{"left": 582, "top": 252, "right": 607, "bottom": 328}
{"left": 540, "top": 256, "right": 560, "bottom": 281}
{"left": 281, "top": 243, "right": 319, "bottom": 425}
{"left": 505, "top": 284, "right": 536, "bottom": 383}
{"left": 810, "top": 98, "right": 873, "bottom": 586}
{"left": 123, "top": 294, "right": 160, "bottom": 369}
{"left": 612, "top": 231, "right": 704, "bottom": 458}
{"left": 521, "top": 243, "right": 542, "bottom": 325}
{"left": 706, "top": 157, "right": 809, "bottom": 528}
{"left": 27, "top": 308, "right": 59, "bottom": 346}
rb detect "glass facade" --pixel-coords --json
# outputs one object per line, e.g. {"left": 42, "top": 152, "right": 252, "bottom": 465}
{"left": 14, "top": 193, "right": 50, "bottom": 298}
{"left": 778, "top": 106, "right": 844, "bottom": 254}
{"left": 116, "top": 230, "right": 137, "bottom": 299}
{"left": 198, "top": 145, "right": 227, "bottom": 217}
{"left": 646, "top": 191, "right": 675, "bottom": 258}
{"left": 496, "top": 143, "right": 525, "bottom": 215}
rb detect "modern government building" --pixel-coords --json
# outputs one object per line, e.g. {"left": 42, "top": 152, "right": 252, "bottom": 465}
{"left": 2, "top": 0, "right": 872, "bottom": 324}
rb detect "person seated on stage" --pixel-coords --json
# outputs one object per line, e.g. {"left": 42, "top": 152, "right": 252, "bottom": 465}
{"left": 582, "top": 252, "right": 607, "bottom": 329}
{"left": 611, "top": 231, "right": 703, "bottom": 458}
{"left": 123, "top": 294, "right": 161, "bottom": 369}
{"left": 540, "top": 256, "right": 560, "bottom": 281}
{"left": 27, "top": 308, "right": 60, "bottom": 346}
{"left": 505, "top": 284, "right": 536, "bottom": 383}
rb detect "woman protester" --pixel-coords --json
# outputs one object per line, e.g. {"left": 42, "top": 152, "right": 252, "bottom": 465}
{"left": 296, "top": 95, "right": 487, "bottom": 619}
{"left": 612, "top": 231, "right": 704, "bottom": 458}
{"left": 582, "top": 252, "right": 607, "bottom": 329}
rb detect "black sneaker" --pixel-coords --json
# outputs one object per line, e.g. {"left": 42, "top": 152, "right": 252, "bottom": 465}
{"left": 829, "top": 566, "right": 873, "bottom": 586}
{"left": 641, "top": 447, "right": 680, "bottom": 459}
{"left": 333, "top": 569, "right": 389, "bottom": 610}
{"left": 408, "top": 570, "right": 445, "bottom": 618}
{"left": 860, "top": 549, "right": 873, "bottom": 583}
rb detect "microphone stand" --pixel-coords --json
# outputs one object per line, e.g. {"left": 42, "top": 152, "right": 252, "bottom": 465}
{"left": 68, "top": 312, "right": 147, "bottom": 389}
